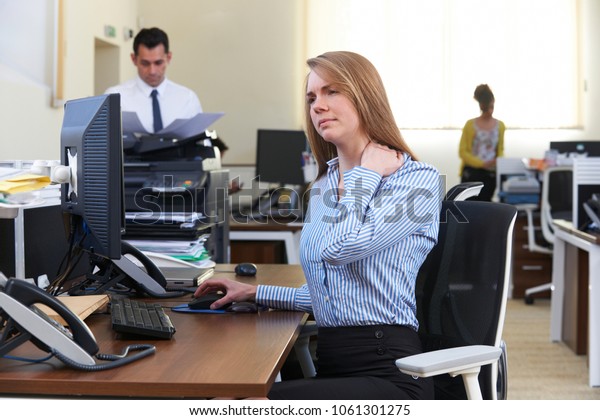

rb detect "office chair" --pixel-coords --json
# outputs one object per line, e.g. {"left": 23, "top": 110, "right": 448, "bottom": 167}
{"left": 293, "top": 181, "right": 486, "bottom": 377}
{"left": 293, "top": 182, "right": 485, "bottom": 379}
{"left": 396, "top": 200, "right": 517, "bottom": 400}
{"left": 294, "top": 200, "right": 517, "bottom": 400}
{"left": 444, "top": 182, "right": 484, "bottom": 201}
{"left": 523, "top": 166, "right": 573, "bottom": 304}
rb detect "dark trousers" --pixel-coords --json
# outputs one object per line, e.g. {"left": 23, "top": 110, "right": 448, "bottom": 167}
{"left": 461, "top": 166, "right": 496, "bottom": 201}
{"left": 268, "top": 325, "right": 434, "bottom": 400}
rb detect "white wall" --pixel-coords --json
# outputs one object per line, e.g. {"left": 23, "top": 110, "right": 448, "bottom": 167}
{"left": 0, "top": 0, "right": 138, "bottom": 161}
{"left": 1, "top": 0, "right": 599, "bottom": 189}
{"left": 137, "top": 0, "right": 306, "bottom": 165}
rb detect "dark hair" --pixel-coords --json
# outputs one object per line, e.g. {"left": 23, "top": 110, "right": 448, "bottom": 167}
{"left": 133, "top": 27, "right": 169, "bottom": 55}
{"left": 474, "top": 84, "right": 494, "bottom": 112}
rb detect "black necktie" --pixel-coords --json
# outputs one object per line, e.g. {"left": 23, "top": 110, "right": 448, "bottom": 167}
{"left": 151, "top": 89, "right": 163, "bottom": 133}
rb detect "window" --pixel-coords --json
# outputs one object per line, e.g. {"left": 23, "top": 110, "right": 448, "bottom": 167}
{"left": 306, "top": 0, "right": 579, "bottom": 129}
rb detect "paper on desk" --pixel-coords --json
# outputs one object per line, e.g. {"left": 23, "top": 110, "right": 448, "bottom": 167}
{"left": 125, "top": 211, "right": 205, "bottom": 224}
{"left": 0, "top": 173, "right": 51, "bottom": 195}
{"left": 122, "top": 111, "right": 224, "bottom": 139}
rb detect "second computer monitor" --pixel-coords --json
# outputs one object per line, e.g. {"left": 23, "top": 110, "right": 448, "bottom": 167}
{"left": 550, "top": 140, "right": 600, "bottom": 157}
{"left": 255, "top": 129, "right": 307, "bottom": 186}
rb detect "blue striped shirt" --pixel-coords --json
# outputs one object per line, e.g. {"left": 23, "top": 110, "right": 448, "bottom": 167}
{"left": 256, "top": 154, "right": 442, "bottom": 331}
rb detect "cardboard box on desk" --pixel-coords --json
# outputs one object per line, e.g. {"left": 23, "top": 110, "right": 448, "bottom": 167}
{"left": 36, "top": 295, "right": 109, "bottom": 326}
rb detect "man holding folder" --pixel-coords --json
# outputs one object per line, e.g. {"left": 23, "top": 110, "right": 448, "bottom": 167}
{"left": 105, "top": 27, "right": 203, "bottom": 135}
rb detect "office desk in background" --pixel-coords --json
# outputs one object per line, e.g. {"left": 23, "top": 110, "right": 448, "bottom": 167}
{"left": 0, "top": 264, "right": 308, "bottom": 399}
{"left": 550, "top": 220, "right": 600, "bottom": 387}
{"left": 229, "top": 218, "right": 303, "bottom": 264}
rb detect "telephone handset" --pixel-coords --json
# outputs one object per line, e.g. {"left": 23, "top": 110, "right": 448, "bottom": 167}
{"left": 256, "top": 188, "right": 283, "bottom": 214}
{"left": 254, "top": 188, "right": 300, "bottom": 217}
{"left": 0, "top": 279, "right": 155, "bottom": 370}
{"left": 117, "top": 241, "right": 188, "bottom": 298}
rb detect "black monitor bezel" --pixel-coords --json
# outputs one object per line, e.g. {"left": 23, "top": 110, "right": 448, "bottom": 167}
{"left": 255, "top": 129, "right": 307, "bottom": 186}
{"left": 60, "top": 93, "right": 124, "bottom": 261}
{"left": 549, "top": 140, "right": 600, "bottom": 157}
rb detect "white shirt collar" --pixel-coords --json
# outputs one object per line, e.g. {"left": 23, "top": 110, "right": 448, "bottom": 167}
{"left": 135, "top": 76, "right": 168, "bottom": 97}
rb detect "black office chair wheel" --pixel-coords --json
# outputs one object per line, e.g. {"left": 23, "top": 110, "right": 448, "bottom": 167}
{"left": 524, "top": 295, "right": 534, "bottom": 305}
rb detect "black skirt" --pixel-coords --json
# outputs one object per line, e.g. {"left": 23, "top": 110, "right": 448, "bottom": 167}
{"left": 268, "top": 325, "right": 434, "bottom": 400}
{"left": 461, "top": 166, "right": 496, "bottom": 201}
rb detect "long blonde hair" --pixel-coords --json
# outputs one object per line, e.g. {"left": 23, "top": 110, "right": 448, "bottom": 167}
{"left": 304, "top": 51, "right": 417, "bottom": 180}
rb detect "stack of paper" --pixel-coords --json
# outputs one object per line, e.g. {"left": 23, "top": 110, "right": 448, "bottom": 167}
{"left": 125, "top": 235, "right": 211, "bottom": 264}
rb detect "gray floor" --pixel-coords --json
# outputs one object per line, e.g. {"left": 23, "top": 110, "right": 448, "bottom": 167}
{"left": 503, "top": 298, "right": 600, "bottom": 399}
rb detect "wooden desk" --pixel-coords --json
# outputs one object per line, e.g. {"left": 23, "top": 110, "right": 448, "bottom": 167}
{"left": 229, "top": 218, "right": 303, "bottom": 264}
{"left": 550, "top": 220, "right": 600, "bottom": 387}
{"left": 0, "top": 264, "right": 308, "bottom": 398}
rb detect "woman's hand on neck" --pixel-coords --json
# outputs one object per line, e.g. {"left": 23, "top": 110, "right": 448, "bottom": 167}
{"left": 361, "top": 142, "right": 404, "bottom": 177}
{"left": 336, "top": 139, "right": 404, "bottom": 191}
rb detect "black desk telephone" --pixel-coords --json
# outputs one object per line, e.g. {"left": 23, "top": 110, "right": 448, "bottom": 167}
{"left": 69, "top": 240, "right": 189, "bottom": 299}
{"left": 0, "top": 279, "right": 155, "bottom": 370}
{"left": 251, "top": 188, "right": 302, "bottom": 218}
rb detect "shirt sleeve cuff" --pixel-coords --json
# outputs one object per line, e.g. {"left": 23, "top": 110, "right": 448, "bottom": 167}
{"left": 256, "top": 284, "right": 312, "bottom": 313}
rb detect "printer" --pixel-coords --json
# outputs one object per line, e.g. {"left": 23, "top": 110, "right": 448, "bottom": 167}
{"left": 499, "top": 176, "right": 541, "bottom": 204}
{"left": 122, "top": 132, "right": 229, "bottom": 263}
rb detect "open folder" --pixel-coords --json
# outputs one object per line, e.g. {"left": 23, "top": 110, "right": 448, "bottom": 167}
{"left": 122, "top": 111, "right": 224, "bottom": 139}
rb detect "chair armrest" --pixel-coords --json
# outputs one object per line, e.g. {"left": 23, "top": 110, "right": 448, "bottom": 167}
{"left": 294, "top": 320, "right": 318, "bottom": 378}
{"left": 298, "top": 320, "right": 318, "bottom": 338}
{"left": 395, "top": 345, "right": 501, "bottom": 378}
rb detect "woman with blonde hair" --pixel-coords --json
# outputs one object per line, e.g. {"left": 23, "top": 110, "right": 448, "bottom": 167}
{"left": 196, "top": 51, "right": 441, "bottom": 399}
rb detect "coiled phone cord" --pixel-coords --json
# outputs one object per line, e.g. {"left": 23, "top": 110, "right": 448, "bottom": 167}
{"left": 51, "top": 343, "right": 156, "bottom": 371}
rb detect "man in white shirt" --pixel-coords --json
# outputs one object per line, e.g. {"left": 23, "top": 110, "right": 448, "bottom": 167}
{"left": 105, "top": 27, "right": 202, "bottom": 134}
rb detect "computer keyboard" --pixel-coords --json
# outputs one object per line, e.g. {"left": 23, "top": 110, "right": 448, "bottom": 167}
{"left": 111, "top": 298, "right": 176, "bottom": 339}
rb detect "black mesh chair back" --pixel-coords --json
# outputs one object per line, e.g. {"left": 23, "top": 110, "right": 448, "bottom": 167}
{"left": 546, "top": 167, "right": 573, "bottom": 221}
{"left": 415, "top": 200, "right": 517, "bottom": 399}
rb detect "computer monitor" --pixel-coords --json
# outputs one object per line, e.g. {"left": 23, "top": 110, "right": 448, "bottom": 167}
{"left": 255, "top": 129, "right": 307, "bottom": 186}
{"left": 549, "top": 141, "right": 600, "bottom": 157}
{"left": 59, "top": 93, "right": 124, "bottom": 261}
{"left": 54, "top": 93, "right": 177, "bottom": 298}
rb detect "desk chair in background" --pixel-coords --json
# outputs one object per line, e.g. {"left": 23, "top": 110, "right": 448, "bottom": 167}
{"left": 524, "top": 166, "right": 573, "bottom": 304}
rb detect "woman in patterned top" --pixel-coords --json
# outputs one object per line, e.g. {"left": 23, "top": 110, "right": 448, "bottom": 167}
{"left": 195, "top": 51, "right": 441, "bottom": 400}
{"left": 458, "top": 84, "right": 506, "bottom": 201}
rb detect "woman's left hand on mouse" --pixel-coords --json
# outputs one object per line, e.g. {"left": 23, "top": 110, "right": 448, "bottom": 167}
{"left": 194, "top": 278, "right": 258, "bottom": 310}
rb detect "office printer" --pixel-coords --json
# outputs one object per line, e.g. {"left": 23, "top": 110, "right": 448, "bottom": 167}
{"left": 502, "top": 176, "right": 540, "bottom": 194}
{"left": 123, "top": 132, "right": 229, "bottom": 263}
{"left": 499, "top": 176, "right": 541, "bottom": 204}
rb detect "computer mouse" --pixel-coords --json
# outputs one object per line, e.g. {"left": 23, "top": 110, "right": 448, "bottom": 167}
{"left": 234, "top": 263, "right": 258, "bottom": 277}
{"left": 188, "top": 292, "right": 231, "bottom": 310}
